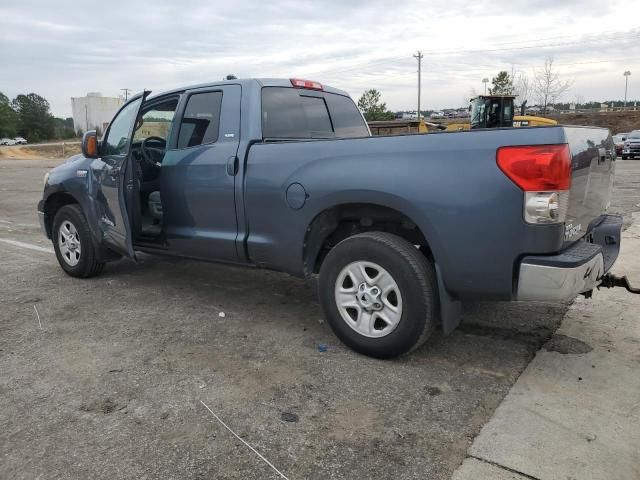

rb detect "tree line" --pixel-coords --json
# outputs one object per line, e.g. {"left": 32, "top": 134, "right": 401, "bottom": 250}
{"left": 0, "top": 92, "right": 75, "bottom": 141}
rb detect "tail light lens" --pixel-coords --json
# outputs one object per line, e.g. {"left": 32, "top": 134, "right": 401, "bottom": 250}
{"left": 497, "top": 144, "right": 571, "bottom": 191}
{"left": 497, "top": 144, "right": 572, "bottom": 224}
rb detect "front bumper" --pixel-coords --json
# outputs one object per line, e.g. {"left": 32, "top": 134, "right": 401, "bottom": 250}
{"left": 516, "top": 215, "right": 622, "bottom": 302}
{"left": 623, "top": 146, "right": 640, "bottom": 156}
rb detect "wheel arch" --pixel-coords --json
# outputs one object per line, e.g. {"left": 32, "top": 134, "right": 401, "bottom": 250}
{"left": 43, "top": 191, "right": 81, "bottom": 238}
{"left": 303, "top": 201, "right": 441, "bottom": 277}
{"left": 304, "top": 202, "right": 462, "bottom": 336}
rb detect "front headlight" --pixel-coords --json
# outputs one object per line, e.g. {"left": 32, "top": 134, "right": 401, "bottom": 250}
{"left": 43, "top": 172, "right": 49, "bottom": 186}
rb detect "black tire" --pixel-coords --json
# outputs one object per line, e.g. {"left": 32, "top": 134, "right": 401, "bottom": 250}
{"left": 318, "top": 232, "right": 439, "bottom": 359}
{"left": 621, "top": 155, "right": 628, "bottom": 160}
{"left": 52, "top": 204, "right": 105, "bottom": 278}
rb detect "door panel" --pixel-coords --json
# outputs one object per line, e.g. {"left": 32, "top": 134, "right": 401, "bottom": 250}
{"left": 91, "top": 94, "right": 146, "bottom": 257}
{"left": 160, "top": 85, "right": 241, "bottom": 261}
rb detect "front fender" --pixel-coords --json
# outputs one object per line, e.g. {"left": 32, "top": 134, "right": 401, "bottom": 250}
{"left": 40, "top": 156, "right": 104, "bottom": 249}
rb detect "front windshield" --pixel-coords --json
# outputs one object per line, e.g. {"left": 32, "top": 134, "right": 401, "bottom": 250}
{"left": 629, "top": 132, "right": 640, "bottom": 139}
{"left": 470, "top": 99, "right": 485, "bottom": 127}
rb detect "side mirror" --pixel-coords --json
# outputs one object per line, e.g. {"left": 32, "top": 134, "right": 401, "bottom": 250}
{"left": 82, "top": 130, "right": 99, "bottom": 158}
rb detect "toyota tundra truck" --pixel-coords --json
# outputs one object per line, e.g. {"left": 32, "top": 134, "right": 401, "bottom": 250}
{"left": 37, "top": 78, "right": 622, "bottom": 358}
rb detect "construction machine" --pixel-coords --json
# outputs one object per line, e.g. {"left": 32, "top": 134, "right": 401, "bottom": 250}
{"left": 445, "top": 95, "right": 557, "bottom": 131}
{"left": 366, "top": 96, "right": 556, "bottom": 136}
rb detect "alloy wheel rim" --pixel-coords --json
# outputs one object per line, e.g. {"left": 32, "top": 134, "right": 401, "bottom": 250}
{"left": 58, "top": 220, "right": 81, "bottom": 266}
{"left": 334, "top": 261, "right": 403, "bottom": 338}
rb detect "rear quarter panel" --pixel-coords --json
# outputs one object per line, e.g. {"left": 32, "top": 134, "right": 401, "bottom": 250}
{"left": 244, "top": 126, "right": 574, "bottom": 300}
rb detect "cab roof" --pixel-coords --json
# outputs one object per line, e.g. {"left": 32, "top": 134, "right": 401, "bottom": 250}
{"left": 147, "top": 78, "right": 350, "bottom": 101}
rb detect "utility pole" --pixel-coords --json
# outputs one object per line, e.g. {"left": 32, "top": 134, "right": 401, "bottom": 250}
{"left": 120, "top": 88, "right": 131, "bottom": 101}
{"left": 482, "top": 78, "right": 489, "bottom": 95}
{"left": 624, "top": 71, "right": 631, "bottom": 108}
{"left": 414, "top": 51, "right": 423, "bottom": 121}
{"left": 510, "top": 63, "right": 515, "bottom": 94}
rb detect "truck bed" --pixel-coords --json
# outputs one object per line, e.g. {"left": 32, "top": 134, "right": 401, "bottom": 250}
{"left": 243, "top": 126, "right": 614, "bottom": 300}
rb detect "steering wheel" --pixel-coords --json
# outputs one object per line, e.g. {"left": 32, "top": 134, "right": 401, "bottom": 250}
{"left": 141, "top": 136, "right": 167, "bottom": 168}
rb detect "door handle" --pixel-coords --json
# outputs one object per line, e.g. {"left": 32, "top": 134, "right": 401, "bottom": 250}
{"left": 226, "top": 156, "right": 239, "bottom": 176}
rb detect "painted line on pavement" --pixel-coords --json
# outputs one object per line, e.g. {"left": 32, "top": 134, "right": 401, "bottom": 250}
{"left": 0, "top": 238, "right": 54, "bottom": 254}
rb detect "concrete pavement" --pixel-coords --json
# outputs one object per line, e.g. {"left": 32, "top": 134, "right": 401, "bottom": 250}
{"left": 452, "top": 216, "right": 640, "bottom": 480}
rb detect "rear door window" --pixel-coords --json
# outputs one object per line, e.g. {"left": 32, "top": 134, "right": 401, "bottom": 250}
{"left": 177, "top": 91, "right": 223, "bottom": 148}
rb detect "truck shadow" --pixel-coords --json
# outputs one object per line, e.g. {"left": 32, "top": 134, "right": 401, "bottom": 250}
{"left": 100, "top": 253, "right": 566, "bottom": 361}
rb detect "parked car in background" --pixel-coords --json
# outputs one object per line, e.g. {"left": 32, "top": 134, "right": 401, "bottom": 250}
{"left": 613, "top": 133, "right": 629, "bottom": 156}
{"left": 622, "top": 130, "right": 640, "bottom": 159}
{"left": 1, "top": 138, "right": 17, "bottom": 146}
{"left": 14, "top": 137, "right": 28, "bottom": 145}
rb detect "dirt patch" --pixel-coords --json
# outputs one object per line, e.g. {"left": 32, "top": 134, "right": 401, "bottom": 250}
{"left": 439, "top": 110, "right": 640, "bottom": 135}
{"left": 550, "top": 111, "right": 640, "bottom": 135}
{"left": 0, "top": 143, "right": 81, "bottom": 159}
{"left": 543, "top": 334, "right": 593, "bottom": 354}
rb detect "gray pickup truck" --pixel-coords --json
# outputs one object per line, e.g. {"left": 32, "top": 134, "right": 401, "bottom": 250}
{"left": 38, "top": 78, "right": 622, "bottom": 358}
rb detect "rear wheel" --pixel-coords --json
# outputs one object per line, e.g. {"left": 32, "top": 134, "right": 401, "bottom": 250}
{"left": 318, "top": 232, "right": 439, "bottom": 358}
{"left": 52, "top": 205, "right": 105, "bottom": 278}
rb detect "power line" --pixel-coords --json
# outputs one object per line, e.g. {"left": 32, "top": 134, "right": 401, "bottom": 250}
{"left": 422, "top": 31, "right": 640, "bottom": 57}
{"left": 309, "top": 29, "right": 640, "bottom": 80}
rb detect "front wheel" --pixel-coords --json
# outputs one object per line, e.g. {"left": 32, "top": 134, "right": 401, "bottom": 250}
{"left": 621, "top": 155, "right": 628, "bottom": 160}
{"left": 318, "top": 232, "right": 439, "bottom": 358}
{"left": 52, "top": 204, "right": 105, "bottom": 278}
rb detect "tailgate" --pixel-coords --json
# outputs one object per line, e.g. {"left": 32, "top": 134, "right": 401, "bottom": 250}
{"left": 563, "top": 127, "right": 615, "bottom": 245}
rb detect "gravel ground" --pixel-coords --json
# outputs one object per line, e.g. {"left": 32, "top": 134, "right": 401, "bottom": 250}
{"left": 1, "top": 159, "right": 638, "bottom": 480}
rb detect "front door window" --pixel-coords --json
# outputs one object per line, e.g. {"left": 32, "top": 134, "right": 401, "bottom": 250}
{"left": 102, "top": 97, "right": 142, "bottom": 156}
{"left": 133, "top": 99, "right": 179, "bottom": 144}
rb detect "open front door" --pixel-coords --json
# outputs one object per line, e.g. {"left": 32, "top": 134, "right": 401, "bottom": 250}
{"left": 92, "top": 91, "right": 150, "bottom": 257}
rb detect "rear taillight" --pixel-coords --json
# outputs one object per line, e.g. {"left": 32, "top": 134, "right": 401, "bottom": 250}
{"left": 497, "top": 144, "right": 571, "bottom": 191}
{"left": 290, "top": 78, "right": 323, "bottom": 90}
{"left": 497, "top": 144, "right": 572, "bottom": 224}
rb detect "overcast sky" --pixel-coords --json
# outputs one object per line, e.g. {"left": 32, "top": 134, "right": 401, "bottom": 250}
{"left": 1, "top": 0, "right": 639, "bottom": 117}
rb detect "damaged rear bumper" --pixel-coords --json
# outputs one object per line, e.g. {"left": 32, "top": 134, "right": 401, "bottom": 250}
{"left": 516, "top": 215, "right": 622, "bottom": 302}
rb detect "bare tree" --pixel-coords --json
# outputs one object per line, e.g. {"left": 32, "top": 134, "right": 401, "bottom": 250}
{"left": 513, "top": 72, "right": 530, "bottom": 107}
{"left": 532, "top": 57, "right": 573, "bottom": 114}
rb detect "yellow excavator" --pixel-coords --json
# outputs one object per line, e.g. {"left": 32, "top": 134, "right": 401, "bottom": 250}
{"left": 367, "top": 95, "right": 556, "bottom": 136}
{"left": 445, "top": 95, "right": 557, "bottom": 131}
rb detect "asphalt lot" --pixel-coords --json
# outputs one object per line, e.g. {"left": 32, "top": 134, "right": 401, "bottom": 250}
{"left": 1, "top": 158, "right": 639, "bottom": 480}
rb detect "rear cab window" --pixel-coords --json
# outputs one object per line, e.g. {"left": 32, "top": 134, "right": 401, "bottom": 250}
{"left": 261, "top": 87, "right": 368, "bottom": 140}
